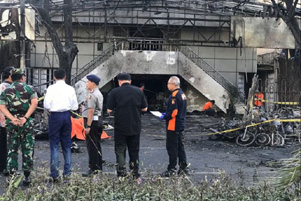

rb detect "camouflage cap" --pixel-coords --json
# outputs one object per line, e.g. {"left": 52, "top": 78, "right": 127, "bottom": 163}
{"left": 11, "top": 68, "right": 25, "bottom": 75}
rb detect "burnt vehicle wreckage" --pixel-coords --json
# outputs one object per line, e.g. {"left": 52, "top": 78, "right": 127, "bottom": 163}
{"left": 208, "top": 75, "right": 301, "bottom": 147}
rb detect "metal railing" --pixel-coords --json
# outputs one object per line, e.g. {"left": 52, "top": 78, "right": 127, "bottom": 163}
{"left": 70, "top": 42, "right": 122, "bottom": 86}
{"left": 124, "top": 39, "right": 179, "bottom": 52}
{"left": 180, "top": 45, "right": 245, "bottom": 101}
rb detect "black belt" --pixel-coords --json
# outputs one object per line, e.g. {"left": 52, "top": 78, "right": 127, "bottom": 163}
{"left": 50, "top": 111, "right": 70, "bottom": 113}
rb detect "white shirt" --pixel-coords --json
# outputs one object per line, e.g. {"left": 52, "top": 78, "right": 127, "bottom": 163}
{"left": 44, "top": 80, "right": 78, "bottom": 112}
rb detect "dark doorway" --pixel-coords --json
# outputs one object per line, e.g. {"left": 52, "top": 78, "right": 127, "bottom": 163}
{"left": 109, "top": 74, "right": 189, "bottom": 112}
{"left": 244, "top": 73, "right": 256, "bottom": 97}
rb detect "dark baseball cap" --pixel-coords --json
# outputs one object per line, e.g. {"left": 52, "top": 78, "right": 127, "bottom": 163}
{"left": 117, "top": 73, "right": 131, "bottom": 81}
{"left": 87, "top": 74, "right": 101, "bottom": 84}
{"left": 2, "top": 66, "right": 15, "bottom": 75}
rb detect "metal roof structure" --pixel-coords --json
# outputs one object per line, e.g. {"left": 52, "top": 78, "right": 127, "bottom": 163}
{"left": 46, "top": 0, "right": 301, "bottom": 17}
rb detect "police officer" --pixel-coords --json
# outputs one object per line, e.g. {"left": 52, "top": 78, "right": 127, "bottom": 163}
{"left": 82, "top": 74, "right": 103, "bottom": 175}
{"left": 160, "top": 76, "right": 189, "bottom": 177}
{"left": 107, "top": 73, "right": 147, "bottom": 179}
{"left": 0, "top": 68, "right": 38, "bottom": 186}
{"left": 0, "top": 66, "right": 14, "bottom": 175}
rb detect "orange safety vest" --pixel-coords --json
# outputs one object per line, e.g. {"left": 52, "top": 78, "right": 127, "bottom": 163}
{"left": 254, "top": 92, "right": 264, "bottom": 107}
{"left": 202, "top": 101, "right": 213, "bottom": 111}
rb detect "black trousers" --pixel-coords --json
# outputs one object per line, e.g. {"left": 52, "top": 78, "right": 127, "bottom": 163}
{"left": 85, "top": 120, "right": 102, "bottom": 171}
{"left": 0, "top": 127, "right": 7, "bottom": 172}
{"left": 114, "top": 133, "right": 140, "bottom": 177}
{"left": 166, "top": 130, "right": 187, "bottom": 171}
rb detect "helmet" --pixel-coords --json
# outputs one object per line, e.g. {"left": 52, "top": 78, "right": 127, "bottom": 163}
{"left": 11, "top": 68, "right": 25, "bottom": 76}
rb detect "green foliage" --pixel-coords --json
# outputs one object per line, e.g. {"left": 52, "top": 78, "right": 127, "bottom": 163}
{"left": 274, "top": 149, "right": 301, "bottom": 191}
{"left": 1, "top": 169, "right": 300, "bottom": 201}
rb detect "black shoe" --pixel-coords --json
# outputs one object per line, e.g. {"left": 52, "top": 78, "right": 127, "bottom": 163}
{"left": 178, "top": 168, "right": 189, "bottom": 176}
{"left": 160, "top": 169, "right": 176, "bottom": 177}
{"left": 117, "top": 169, "right": 127, "bottom": 178}
{"left": 23, "top": 177, "right": 31, "bottom": 186}
{"left": 131, "top": 173, "right": 141, "bottom": 180}
{"left": 82, "top": 169, "right": 97, "bottom": 177}
{"left": 47, "top": 177, "right": 60, "bottom": 183}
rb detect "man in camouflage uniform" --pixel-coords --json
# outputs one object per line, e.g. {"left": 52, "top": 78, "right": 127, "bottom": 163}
{"left": 0, "top": 68, "right": 38, "bottom": 186}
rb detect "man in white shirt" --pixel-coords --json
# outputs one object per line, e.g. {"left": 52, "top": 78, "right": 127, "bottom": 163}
{"left": 44, "top": 68, "right": 78, "bottom": 181}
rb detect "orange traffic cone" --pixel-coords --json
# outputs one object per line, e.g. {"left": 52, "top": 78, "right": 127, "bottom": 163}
{"left": 101, "top": 130, "right": 112, "bottom": 139}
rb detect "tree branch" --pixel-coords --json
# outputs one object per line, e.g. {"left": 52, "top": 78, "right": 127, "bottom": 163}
{"left": 33, "top": 5, "right": 64, "bottom": 57}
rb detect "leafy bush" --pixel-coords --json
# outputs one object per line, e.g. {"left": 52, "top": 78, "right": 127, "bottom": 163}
{"left": 2, "top": 168, "right": 300, "bottom": 201}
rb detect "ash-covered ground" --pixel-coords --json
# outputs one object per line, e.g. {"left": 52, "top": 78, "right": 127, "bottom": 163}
{"left": 0, "top": 113, "right": 300, "bottom": 193}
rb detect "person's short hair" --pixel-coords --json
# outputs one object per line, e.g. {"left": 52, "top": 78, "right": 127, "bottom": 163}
{"left": 2, "top": 66, "right": 14, "bottom": 80}
{"left": 169, "top": 76, "right": 180, "bottom": 87}
{"left": 117, "top": 73, "right": 131, "bottom": 81}
{"left": 210, "top": 100, "right": 215, "bottom": 104}
{"left": 11, "top": 74, "right": 24, "bottom": 81}
{"left": 54, "top": 68, "right": 66, "bottom": 79}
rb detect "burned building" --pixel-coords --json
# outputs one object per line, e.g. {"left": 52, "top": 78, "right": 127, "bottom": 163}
{"left": 0, "top": 0, "right": 299, "bottom": 113}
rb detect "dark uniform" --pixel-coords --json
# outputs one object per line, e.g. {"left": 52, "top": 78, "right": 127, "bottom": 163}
{"left": 163, "top": 88, "right": 188, "bottom": 175}
{"left": 107, "top": 82, "right": 147, "bottom": 178}
{"left": 82, "top": 87, "right": 103, "bottom": 171}
{"left": 0, "top": 72, "right": 37, "bottom": 177}
{"left": 0, "top": 81, "right": 11, "bottom": 172}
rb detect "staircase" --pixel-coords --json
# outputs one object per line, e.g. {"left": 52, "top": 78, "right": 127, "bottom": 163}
{"left": 71, "top": 41, "right": 245, "bottom": 112}
{"left": 179, "top": 46, "right": 245, "bottom": 101}
{"left": 70, "top": 42, "right": 121, "bottom": 86}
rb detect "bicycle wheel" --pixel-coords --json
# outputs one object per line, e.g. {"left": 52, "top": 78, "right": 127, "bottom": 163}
{"left": 224, "top": 130, "right": 241, "bottom": 139}
{"left": 255, "top": 133, "right": 271, "bottom": 146}
{"left": 271, "top": 133, "right": 285, "bottom": 146}
{"left": 236, "top": 132, "right": 256, "bottom": 147}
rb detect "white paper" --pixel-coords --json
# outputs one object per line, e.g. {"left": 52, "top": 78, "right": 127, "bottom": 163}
{"left": 150, "top": 111, "right": 162, "bottom": 118}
